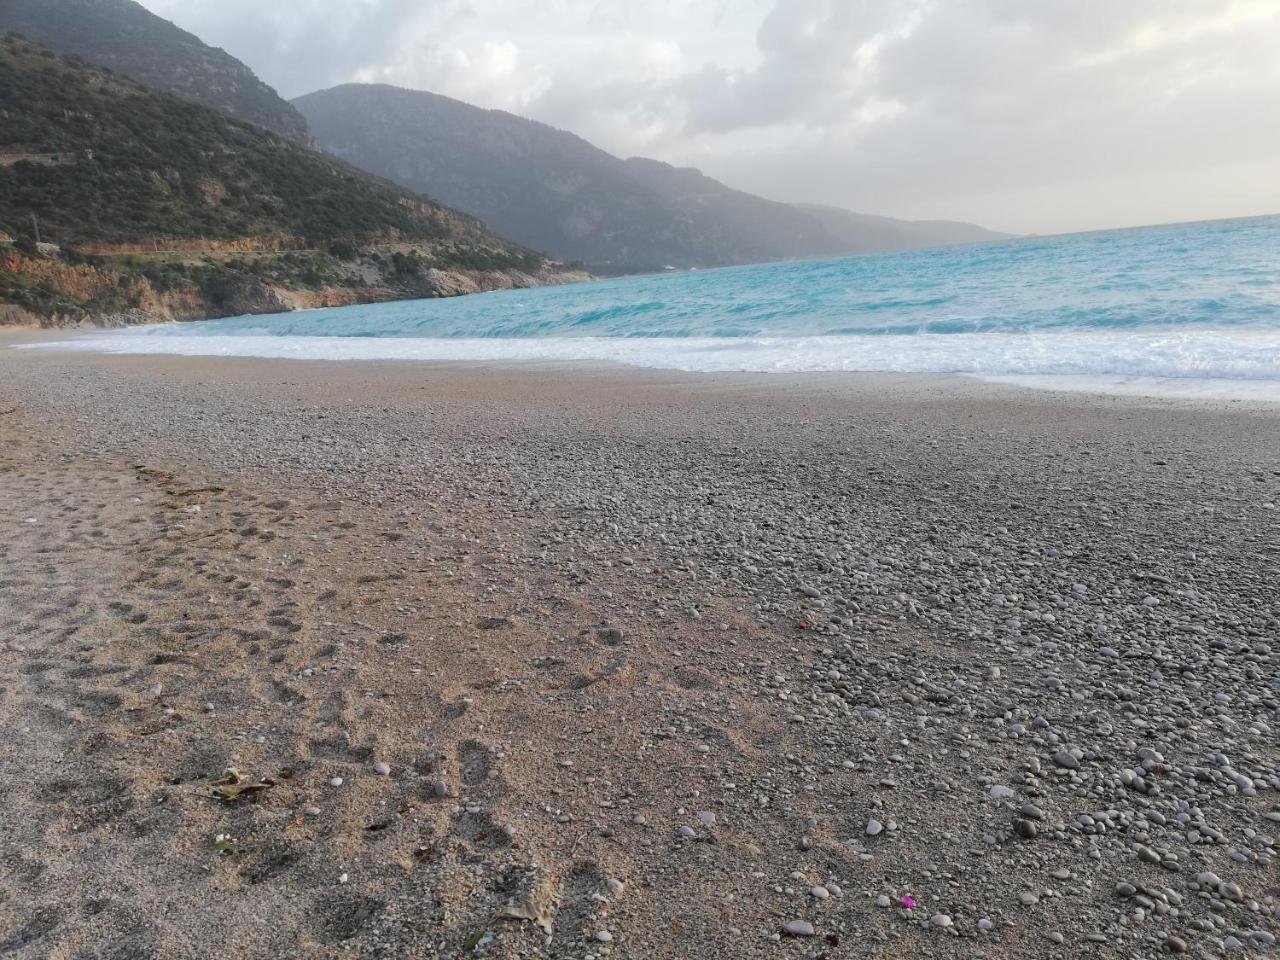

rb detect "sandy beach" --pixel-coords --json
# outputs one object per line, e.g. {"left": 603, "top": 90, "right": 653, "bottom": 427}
{"left": 1, "top": 334, "right": 1277, "bottom": 959}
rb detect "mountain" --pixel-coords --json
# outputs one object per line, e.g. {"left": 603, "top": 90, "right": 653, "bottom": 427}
{"left": 295, "top": 83, "right": 1010, "bottom": 274}
{"left": 294, "top": 83, "right": 841, "bottom": 274}
{"left": 795, "top": 204, "right": 1014, "bottom": 253}
{"left": 0, "top": 36, "right": 584, "bottom": 326}
{"left": 0, "top": 0, "right": 309, "bottom": 141}
{"left": 619, "top": 157, "right": 847, "bottom": 264}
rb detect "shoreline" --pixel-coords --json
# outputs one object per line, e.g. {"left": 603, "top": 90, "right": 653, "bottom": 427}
{"left": 1, "top": 344, "right": 1277, "bottom": 958}
{"left": 7, "top": 326, "right": 1280, "bottom": 409}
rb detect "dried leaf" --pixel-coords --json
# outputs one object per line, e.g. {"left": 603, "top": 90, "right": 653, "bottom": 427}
{"left": 207, "top": 768, "right": 272, "bottom": 802}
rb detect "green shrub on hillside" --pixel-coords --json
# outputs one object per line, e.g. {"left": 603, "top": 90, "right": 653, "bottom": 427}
{"left": 0, "top": 35, "right": 544, "bottom": 276}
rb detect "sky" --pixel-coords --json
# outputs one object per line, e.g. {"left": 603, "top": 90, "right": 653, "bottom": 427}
{"left": 135, "top": 0, "right": 1280, "bottom": 235}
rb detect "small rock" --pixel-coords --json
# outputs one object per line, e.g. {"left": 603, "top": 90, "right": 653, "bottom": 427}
{"left": 1052, "top": 750, "right": 1080, "bottom": 770}
{"left": 782, "top": 920, "right": 815, "bottom": 937}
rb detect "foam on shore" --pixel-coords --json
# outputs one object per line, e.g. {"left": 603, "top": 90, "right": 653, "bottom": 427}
{"left": 20, "top": 327, "right": 1280, "bottom": 401}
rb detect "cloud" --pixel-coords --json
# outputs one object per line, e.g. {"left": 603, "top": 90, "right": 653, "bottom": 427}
{"left": 135, "top": 0, "right": 1280, "bottom": 232}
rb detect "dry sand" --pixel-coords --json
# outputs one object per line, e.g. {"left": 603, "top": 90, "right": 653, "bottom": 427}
{"left": 0, "top": 337, "right": 1277, "bottom": 959}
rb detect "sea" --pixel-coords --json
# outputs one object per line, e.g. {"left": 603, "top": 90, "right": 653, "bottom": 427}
{"left": 28, "top": 214, "right": 1280, "bottom": 400}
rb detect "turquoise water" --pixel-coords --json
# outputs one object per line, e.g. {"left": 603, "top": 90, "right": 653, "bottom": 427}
{"left": 28, "top": 214, "right": 1280, "bottom": 389}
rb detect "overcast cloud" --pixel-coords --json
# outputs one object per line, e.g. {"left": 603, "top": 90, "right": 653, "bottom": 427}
{"left": 137, "top": 0, "right": 1280, "bottom": 234}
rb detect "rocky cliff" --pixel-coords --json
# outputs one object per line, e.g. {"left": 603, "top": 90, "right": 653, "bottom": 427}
{"left": 0, "top": 246, "right": 589, "bottom": 328}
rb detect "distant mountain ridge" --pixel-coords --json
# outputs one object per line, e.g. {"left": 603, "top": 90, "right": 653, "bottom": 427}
{"left": 0, "top": 0, "right": 310, "bottom": 141}
{"left": 295, "top": 83, "right": 1011, "bottom": 274}
{"left": 795, "top": 204, "right": 1016, "bottom": 255}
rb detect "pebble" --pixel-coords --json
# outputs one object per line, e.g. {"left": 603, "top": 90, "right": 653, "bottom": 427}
{"left": 1052, "top": 749, "right": 1080, "bottom": 770}
{"left": 866, "top": 818, "right": 884, "bottom": 836}
{"left": 373, "top": 761, "right": 391, "bottom": 776}
{"left": 930, "top": 914, "right": 953, "bottom": 928}
{"left": 329, "top": 777, "right": 343, "bottom": 787}
{"left": 782, "top": 920, "right": 814, "bottom": 937}
{"left": 593, "top": 931, "right": 612, "bottom": 943}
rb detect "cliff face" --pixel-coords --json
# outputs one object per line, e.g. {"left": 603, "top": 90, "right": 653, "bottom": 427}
{"left": 0, "top": 247, "right": 590, "bottom": 328}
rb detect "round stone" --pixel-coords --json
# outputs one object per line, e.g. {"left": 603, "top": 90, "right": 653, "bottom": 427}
{"left": 782, "top": 920, "right": 815, "bottom": 937}
{"left": 373, "top": 761, "right": 391, "bottom": 776}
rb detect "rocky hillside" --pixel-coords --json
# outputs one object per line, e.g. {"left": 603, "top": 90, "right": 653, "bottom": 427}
{"left": 0, "top": 36, "right": 585, "bottom": 326}
{"left": 0, "top": 0, "right": 309, "bottom": 141}
{"left": 295, "top": 83, "right": 1010, "bottom": 274}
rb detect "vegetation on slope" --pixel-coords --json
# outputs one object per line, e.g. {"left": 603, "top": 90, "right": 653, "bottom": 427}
{"left": 0, "top": 37, "right": 575, "bottom": 325}
{"left": 0, "top": 0, "right": 310, "bottom": 141}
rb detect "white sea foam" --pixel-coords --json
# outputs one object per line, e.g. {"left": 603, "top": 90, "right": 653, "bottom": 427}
{"left": 20, "top": 326, "right": 1280, "bottom": 401}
